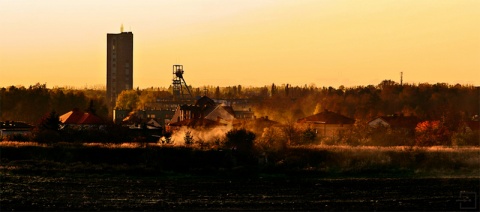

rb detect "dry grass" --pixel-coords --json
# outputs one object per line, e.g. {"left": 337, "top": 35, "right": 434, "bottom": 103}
{"left": 0, "top": 141, "right": 47, "bottom": 147}
{"left": 294, "top": 144, "right": 480, "bottom": 152}
{"left": 281, "top": 144, "right": 480, "bottom": 177}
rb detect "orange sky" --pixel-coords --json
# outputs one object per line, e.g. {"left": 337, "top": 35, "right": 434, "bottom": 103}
{"left": 1, "top": 0, "right": 479, "bottom": 88}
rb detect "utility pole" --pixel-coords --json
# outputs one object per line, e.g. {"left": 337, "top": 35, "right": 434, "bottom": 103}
{"left": 400, "top": 72, "right": 403, "bottom": 86}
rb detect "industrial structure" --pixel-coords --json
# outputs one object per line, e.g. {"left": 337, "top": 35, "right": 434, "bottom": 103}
{"left": 106, "top": 26, "right": 133, "bottom": 108}
{"left": 112, "top": 62, "right": 255, "bottom": 132}
{"left": 172, "top": 65, "right": 193, "bottom": 101}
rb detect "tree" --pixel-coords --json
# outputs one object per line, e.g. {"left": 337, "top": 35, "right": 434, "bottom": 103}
{"left": 184, "top": 131, "right": 194, "bottom": 146}
{"left": 225, "top": 128, "right": 256, "bottom": 153}
{"left": 271, "top": 83, "right": 277, "bottom": 96}
{"left": 34, "top": 110, "right": 62, "bottom": 143}
{"left": 39, "top": 110, "right": 61, "bottom": 131}
{"left": 215, "top": 86, "right": 220, "bottom": 99}
{"left": 237, "top": 84, "right": 242, "bottom": 97}
{"left": 115, "top": 90, "right": 139, "bottom": 110}
{"left": 300, "top": 127, "right": 317, "bottom": 145}
{"left": 281, "top": 121, "right": 299, "bottom": 148}
{"left": 415, "top": 121, "right": 451, "bottom": 146}
{"left": 257, "top": 127, "right": 285, "bottom": 152}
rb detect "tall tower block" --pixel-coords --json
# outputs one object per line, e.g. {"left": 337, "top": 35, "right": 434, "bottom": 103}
{"left": 107, "top": 28, "right": 133, "bottom": 108}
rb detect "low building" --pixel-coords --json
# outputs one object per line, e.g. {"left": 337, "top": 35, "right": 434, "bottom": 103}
{"left": 464, "top": 115, "right": 479, "bottom": 132}
{"left": 116, "top": 109, "right": 175, "bottom": 127}
{"left": 167, "top": 96, "right": 239, "bottom": 131}
{"left": 297, "top": 110, "right": 355, "bottom": 137}
{"left": 0, "top": 121, "right": 34, "bottom": 137}
{"left": 59, "top": 108, "right": 105, "bottom": 129}
{"left": 368, "top": 114, "right": 419, "bottom": 130}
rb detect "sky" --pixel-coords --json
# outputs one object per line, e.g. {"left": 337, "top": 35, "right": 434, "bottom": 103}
{"left": 1, "top": 0, "right": 479, "bottom": 89}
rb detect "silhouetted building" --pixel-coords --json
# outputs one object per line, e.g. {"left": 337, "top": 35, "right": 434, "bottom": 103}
{"left": 107, "top": 28, "right": 133, "bottom": 108}
{"left": 297, "top": 109, "right": 355, "bottom": 138}
{"left": 368, "top": 114, "right": 419, "bottom": 129}
{"left": 60, "top": 108, "right": 105, "bottom": 128}
{"left": 0, "top": 121, "right": 34, "bottom": 137}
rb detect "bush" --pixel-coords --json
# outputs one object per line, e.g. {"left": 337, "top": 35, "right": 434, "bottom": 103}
{"left": 33, "top": 129, "right": 62, "bottom": 143}
{"left": 368, "top": 127, "right": 415, "bottom": 146}
{"left": 452, "top": 130, "right": 480, "bottom": 146}
{"left": 184, "top": 131, "right": 194, "bottom": 146}
{"left": 256, "top": 127, "right": 287, "bottom": 152}
{"left": 2, "top": 133, "right": 32, "bottom": 142}
{"left": 299, "top": 127, "right": 317, "bottom": 145}
{"left": 415, "top": 121, "right": 452, "bottom": 146}
{"left": 224, "top": 128, "right": 256, "bottom": 153}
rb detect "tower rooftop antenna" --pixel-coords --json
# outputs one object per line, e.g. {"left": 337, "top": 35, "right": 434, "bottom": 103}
{"left": 120, "top": 24, "right": 124, "bottom": 33}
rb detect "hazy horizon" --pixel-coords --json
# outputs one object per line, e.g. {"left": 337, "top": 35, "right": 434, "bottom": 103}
{"left": 1, "top": 0, "right": 479, "bottom": 88}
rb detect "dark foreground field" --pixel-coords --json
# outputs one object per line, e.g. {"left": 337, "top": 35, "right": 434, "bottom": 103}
{"left": 1, "top": 173, "right": 479, "bottom": 211}
{"left": 1, "top": 144, "right": 479, "bottom": 210}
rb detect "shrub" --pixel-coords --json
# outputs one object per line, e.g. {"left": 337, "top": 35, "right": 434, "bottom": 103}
{"left": 415, "top": 121, "right": 452, "bottom": 146}
{"left": 256, "top": 127, "right": 287, "bottom": 152}
{"left": 299, "top": 127, "right": 317, "bottom": 145}
{"left": 224, "top": 128, "right": 256, "bottom": 153}
{"left": 33, "top": 129, "right": 62, "bottom": 143}
{"left": 2, "top": 133, "right": 32, "bottom": 142}
{"left": 184, "top": 131, "right": 194, "bottom": 146}
{"left": 452, "top": 130, "right": 480, "bottom": 146}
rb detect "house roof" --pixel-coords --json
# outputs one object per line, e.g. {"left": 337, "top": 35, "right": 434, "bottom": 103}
{"left": 195, "top": 96, "right": 216, "bottom": 108}
{"left": 204, "top": 105, "right": 236, "bottom": 122}
{"left": 221, "top": 106, "right": 236, "bottom": 117}
{"left": 370, "top": 115, "right": 419, "bottom": 129}
{"left": 60, "top": 109, "right": 105, "bottom": 125}
{"left": 297, "top": 110, "right": 355, "bottom": 125}
{"left": 147, "top": 119, "right": 161, "bottom": 128}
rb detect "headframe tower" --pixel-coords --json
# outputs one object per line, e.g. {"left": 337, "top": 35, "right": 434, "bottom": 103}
{"left": 172, "top": 65, "right": 193, "bottom": 101}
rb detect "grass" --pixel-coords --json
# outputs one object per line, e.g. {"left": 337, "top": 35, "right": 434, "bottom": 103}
{"left": 1, "top": 142, "right": 479, "bottom": 177}
{"left": 277, "top": 145, "right": 480, "bottom": 177}
{"left": 0, "top": 141, "right": 47, "bottom": 147}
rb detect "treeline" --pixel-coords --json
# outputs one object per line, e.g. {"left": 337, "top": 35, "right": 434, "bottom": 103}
{"left": 2, "top": 80, "right": 479, "bottom": 129}
{"left": 118, "top": 81, "right": 479, "bottom": 127}
{"left": 254, "top": 80, "right": 479, "bottom": 125}
{"left": 0, "top": 83, "right": 109, "bottom": 124}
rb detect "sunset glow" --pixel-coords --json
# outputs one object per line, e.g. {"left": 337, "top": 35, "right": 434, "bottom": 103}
{"left": 1, "top": 0, "right": 479, "bottom": 88}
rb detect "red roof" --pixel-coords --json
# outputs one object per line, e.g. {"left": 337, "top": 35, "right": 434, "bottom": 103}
{"left": 60, "top": 109, "right": 104, "bottom": 125}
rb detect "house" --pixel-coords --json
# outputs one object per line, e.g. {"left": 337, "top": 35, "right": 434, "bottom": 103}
{"left": 465, "top": 121, "right": 480, "bottom": 132}
{"left": 297, "top": 110, "right": 355, "bottom": 137}
{"left": 114, "top": 108, "right": 175, "bottom": 126}
{"left": 234, "top": 116, "right": 281, "bottom": 135}
{"left": 368, "top": 114, "right": 419, "bottom": 130}
{"left": 0, "top": 121, "right": 34, "bottom": 137}
{"left": 233, "top": 109, "right": 255, "bottom": 120}
{"left": 167, "top": 96, "right": 237, "bottom": 131}
{"left": 464, "top": 115, "right": 479, "bottom": 132}
{"left": 59, "top": 108, "right": 105, "bottom": 129}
